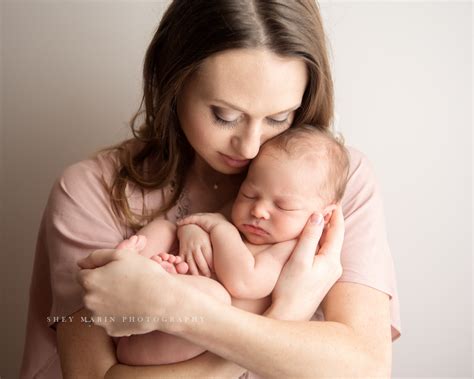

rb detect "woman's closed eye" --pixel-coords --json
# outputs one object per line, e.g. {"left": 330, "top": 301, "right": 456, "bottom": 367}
{"left": 211, "top": 106, "right": 292, "bottom": 128}
{"left": 266, "top": 112, "right": 291, "bottom": 126}
{"left": 211, "top": 107, "right": 242, "bottom": 127}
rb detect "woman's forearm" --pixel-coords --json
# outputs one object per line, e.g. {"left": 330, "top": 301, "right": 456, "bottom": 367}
{"left": 165, "top": 288, "right": 388, "bottom": 378}
{"left": 105, "top": 351, "right": 245, "bottom": 378}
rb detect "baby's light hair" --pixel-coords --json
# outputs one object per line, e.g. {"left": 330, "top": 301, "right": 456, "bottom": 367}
{"left": 261, "top": 125, "right": 350, "bottom": 205}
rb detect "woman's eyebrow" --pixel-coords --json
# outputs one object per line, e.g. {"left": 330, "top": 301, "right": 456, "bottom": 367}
{"left": 211, "top": 99, "right": 301, "bottom": 115}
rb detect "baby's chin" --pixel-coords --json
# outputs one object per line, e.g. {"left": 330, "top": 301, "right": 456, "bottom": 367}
{"left": 242, "top": 231, "right": 275, "bottom": 245}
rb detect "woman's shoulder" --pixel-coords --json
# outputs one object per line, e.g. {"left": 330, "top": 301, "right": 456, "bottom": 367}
{"left": 55, "top": 148, "right": 120, "bottom": 204}
{"left": 58, "top": 139, "right": 144, "bottom": 187}
{"left": 60, "top": 148, "right": 119, "bottom": 187}
{"left": 49, "top": 140, "right": 146, "bottom": 217}
{"left": 345, "top": 146, "right": 375, "bottom": 179}
{"left": 342, "top": 146, "right": 383, "bottom": 216}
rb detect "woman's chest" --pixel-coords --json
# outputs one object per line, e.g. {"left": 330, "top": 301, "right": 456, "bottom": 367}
{"left": 164, "top": 184, "right": 236, "bottom": 222}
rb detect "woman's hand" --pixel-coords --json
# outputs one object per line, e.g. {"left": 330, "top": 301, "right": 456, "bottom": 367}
{"left": 77, "top": 248, "right": 189, "bottom": 337}
{"left": 268, "top": 206, "right": 345, "bottom": 321}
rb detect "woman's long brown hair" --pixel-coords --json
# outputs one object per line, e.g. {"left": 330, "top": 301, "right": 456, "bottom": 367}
{"left": 102, "top": 0, "right": 334, "bottom": 232}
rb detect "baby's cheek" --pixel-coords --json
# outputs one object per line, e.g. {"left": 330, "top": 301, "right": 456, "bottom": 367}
{"left": 276, "top": 215, "right": 306, "bottom": 240}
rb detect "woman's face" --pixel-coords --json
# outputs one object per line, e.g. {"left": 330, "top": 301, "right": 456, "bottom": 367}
{"left": 176, "top": 48, "right": 308, "bottom": 174}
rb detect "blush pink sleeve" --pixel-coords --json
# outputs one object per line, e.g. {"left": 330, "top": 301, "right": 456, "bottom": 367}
{"left": 312, "top": 147, "right": 401, "bottom": 341}
{"left": 334, "top": 147, "right": 401, "bottom": 340}
{"left": 20, "top": 152, "right": 134, "bottom": 378}
{"left": 45, "top": 153, "right": 129, "bottom": 324}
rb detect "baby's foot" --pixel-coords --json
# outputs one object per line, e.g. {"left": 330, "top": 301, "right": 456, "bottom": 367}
{"left": 150, "top": 252, "right": 189, "bottom": 275}
{"left": 116, "top": 235, "right": 147, "bottom": 252}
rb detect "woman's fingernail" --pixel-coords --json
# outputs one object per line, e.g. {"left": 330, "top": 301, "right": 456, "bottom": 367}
{"left": 311, "top": 213, "right": 323, "bottom": 225}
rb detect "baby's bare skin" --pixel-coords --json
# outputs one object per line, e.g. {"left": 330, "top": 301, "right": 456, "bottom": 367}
{"left": 114, "top": 232, "right": 233, "bottom": 366}
{"left": 115, "top": 141, "right": 337, "bottom": 366}
{"left": 116, "top": 235, "right": 189, "bottom": 274}
{"left": 114, "top": 227, "right": 277, "bottom": 366}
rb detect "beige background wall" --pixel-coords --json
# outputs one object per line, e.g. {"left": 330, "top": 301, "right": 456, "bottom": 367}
{"left": 1, "top": 1, "right": 472, "bottom": 378}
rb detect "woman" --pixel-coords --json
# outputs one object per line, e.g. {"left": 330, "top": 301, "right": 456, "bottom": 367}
{"left": 20, "top": 1, "right": 401, "bottom": 378}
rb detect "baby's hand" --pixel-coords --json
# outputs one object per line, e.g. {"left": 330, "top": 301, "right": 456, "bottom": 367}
{"left": 177, "top": 224, "right": 213, "bottom": 277}
{"left": 177, "top": 212, "right": 228, "bottom": 233}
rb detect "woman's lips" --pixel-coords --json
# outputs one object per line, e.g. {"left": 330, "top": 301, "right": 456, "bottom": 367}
{"left": 219, "top": 153, "right": 250, "bottom": 168}
{"left": 242, "top": 224, "right": 269, "bottom": 236}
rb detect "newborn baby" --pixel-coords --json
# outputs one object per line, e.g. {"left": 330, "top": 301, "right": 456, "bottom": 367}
{"left": 114, "top": 125, "right": 350, "bottom": 365}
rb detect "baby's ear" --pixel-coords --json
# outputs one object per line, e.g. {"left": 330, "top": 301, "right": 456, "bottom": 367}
{"left": 322, "top": 204, "right": 338, "bottom": 224}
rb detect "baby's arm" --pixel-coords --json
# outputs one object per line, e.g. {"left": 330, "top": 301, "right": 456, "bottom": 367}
{"left": 132, "top": 218, "right": 177, "bottom": 258}
{"left": 214, "top": 233, "right": 296, "bottom": 299}
{"left": 178, "top": 213, "right": 296, "bottom": 299}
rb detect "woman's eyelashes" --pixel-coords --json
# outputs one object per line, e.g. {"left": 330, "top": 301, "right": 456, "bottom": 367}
{"left": 211, "top": 107, "right": 290, "bottom": 128}
{"left": 212, "top": 111, "right": 241, "bottom": 127}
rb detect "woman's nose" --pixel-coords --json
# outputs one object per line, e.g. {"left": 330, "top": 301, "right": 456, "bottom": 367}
{"left": 232, "top": 123, "right": 261, "bottom": 159}
{"left": 250, "top": 202, "right": 270, "bottom": 220}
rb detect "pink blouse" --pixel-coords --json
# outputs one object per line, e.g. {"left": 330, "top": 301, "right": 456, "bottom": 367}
{"left": 20, "top": 146, "right": 401, "bottom": 378}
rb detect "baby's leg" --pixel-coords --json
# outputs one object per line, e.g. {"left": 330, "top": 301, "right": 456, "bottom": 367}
{"left": 117, "top": 232, "right": 188, "bottom": 274}
{"left": 127, "top": 218, "right": 178, "bottom": 259}
{"left": 115, "top": 235, "right": 231, "bottom": 366}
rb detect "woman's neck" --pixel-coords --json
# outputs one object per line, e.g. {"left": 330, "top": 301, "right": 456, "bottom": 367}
{"left": 188, "top": 156, "right": 245, "bottom": 194}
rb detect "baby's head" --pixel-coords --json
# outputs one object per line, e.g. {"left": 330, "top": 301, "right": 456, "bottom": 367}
{"left": 231, "top": 125, "right": 349, "bottom": 245}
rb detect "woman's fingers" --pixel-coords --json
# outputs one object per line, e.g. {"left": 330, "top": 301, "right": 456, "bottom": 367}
{"left": 77, "top": 249, "right": 119, "bottom": 269}
{"left": 317, "top": 205, "right": 344, "bottom": 260}
{"left": 290, "top": 213, "right": 324, "bottom": 266}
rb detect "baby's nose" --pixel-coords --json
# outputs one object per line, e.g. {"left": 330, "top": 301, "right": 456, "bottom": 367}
{"left": 250, "top": 203, "right": 270, "bottom": 220}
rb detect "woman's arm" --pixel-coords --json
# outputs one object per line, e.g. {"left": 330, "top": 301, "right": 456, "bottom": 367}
{"left": 78, "top": 208, "right": 392, "bottom": 377}
{"left": 57, "top": 308, "right": 246, "bottom": 378}
{"left": 167, "top": 209, "right": 392, "bottom": 377}
{"left": 56, "top": 307, "right": 117, "bottom": 378}
{"left": 170, "top": 280, "right": 391, "bottom": 378}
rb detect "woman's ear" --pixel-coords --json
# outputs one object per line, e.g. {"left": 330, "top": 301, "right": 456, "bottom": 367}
{"left": 322, "top": 203, "right": 338, "bottom": 224}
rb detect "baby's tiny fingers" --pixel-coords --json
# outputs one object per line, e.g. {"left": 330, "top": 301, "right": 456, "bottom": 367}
{"left": 177, "top": 216, "right": 197, "bottom": 225}
{"left": 202, "top": 246, "right": 214, "bottom": 271}
{"left": 186, "top": 254, "right": 199, "bottom": 276}
{"left": 194, "top": 249, "right": 211, "bottom": 277}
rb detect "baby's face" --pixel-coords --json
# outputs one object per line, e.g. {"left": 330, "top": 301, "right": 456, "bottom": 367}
{"left": 231, "top": 151, "right": 324, "bottom": 245}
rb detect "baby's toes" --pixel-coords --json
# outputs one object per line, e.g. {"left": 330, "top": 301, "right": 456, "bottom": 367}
{"left": 160, "top": 261, "right": 177, "bottom": 274}
{"left": 168, "top": 255, "right": 176, "bottom": 263}
{"left": 151, "top": 254, "right": 163, "bottom": 263}
{"left": 176, "top": 261, "right": 189, "bottom": 274}
{"left": 158, "top": 252, "right": 170, "bottom": 261}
